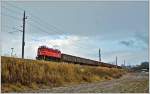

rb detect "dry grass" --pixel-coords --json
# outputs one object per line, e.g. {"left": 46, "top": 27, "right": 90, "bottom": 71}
{"left": 1, "top": 56, "right": 126, "bottom": 92}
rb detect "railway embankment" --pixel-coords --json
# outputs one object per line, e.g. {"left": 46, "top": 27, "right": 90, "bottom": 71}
{"left": 1, "top": 56, "right": 126, "bottom": 92}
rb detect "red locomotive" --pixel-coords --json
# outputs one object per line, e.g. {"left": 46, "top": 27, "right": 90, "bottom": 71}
{"left": 36, "top": 45, "right": 122, "bottom": 68}
{"left": 36, "top": 46, "right": 61, "bottom": 61}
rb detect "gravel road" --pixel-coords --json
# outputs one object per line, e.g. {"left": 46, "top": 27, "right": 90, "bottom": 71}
{"left": 25, "top": 72, "right": 149, "bottom": 93}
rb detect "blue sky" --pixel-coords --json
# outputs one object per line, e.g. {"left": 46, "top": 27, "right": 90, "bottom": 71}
{"left": 0, "top": 1, "right": 148, "bottom": 66}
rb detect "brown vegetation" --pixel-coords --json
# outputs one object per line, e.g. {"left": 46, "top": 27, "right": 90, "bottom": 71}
{"left": 1, "top": 56, "right": 126, "bottom": 92}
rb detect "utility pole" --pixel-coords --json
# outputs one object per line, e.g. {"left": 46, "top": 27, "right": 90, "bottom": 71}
{"left": 22, "top": 11, "right": 27, "bottom": 59}
{"left": 124, "top": 59, "right": 125, "bottom": 66}
{"left": 99, "top": 48, "right": 101, "bottom": 62}
{"left": 116, "top": 56, "right": 118, "bottom": 66}
{"left": 11, "top": 48, "right": 14, "bottom": 56}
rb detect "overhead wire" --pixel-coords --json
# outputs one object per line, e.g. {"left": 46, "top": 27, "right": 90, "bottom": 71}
{"left": 3, "top": 4, "right": 58, "bottom": 47}
{"left": 29, "top": 17, "right": 63, "bottom": 35}
{"left": 1, "top": 5, "right": 22, "bottom": 15}
{"left": 2, "top": 2, "right": 62, "bottom": 36}
{"left": 2, "top": 1, "right": 24, "bottom": 12}
{"left": 1, "top": 12, "right": 21, "bottom": 21}
{"left": 2, "top": 2, "right": 92, "bottom": 53}
{"left": 1, "top": 10, "right": 57, "bottom": 48}
{"left": 3, "top": 2, "right": 70, "bottom": 35}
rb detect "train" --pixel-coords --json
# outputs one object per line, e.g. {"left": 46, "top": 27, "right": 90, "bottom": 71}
{"left": 36, "top": 45, "right": 122, "bottom": 68}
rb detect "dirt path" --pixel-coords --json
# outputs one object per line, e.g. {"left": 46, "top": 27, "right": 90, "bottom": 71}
{"left": 25, "top": 72, "right": 149, "bottom": 93}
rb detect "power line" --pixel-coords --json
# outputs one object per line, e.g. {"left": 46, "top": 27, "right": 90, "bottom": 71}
{"left": 2, "top": 25, "right": 21, "bottom": 34}
{"left": 1, "top": 12, "right": 21, "bottom": 20}
{"left": 1, "top": 6, "right": 56, "bottom": 58}
{"left": 2, "top": 15, "right": 57, "bottom": 36}
{"left": 2, "top": 3, "right": 65, "bottom": 34}
{"left": 1, "top": 9, "right": 57, "bottom": 36}
{"left": 30, "top": 14, "right": 65, "bottom": 35}
{"left": 27, "top": 19, "right": 90, "bottom": 50}
{"left": 26, "top": 14, "right": 93, "bottom": 50}
{"left": 29, "top": 18, "right": 63, "bottom": 35}
{"left": 28, "top": 20, "right": 60, "bottom": 35}
{"left": 3, "top": 2, "right": 68, "bottom": 35}
{"left": 2, "top": 3, "right": 65, "bottom": 36}
{"left": 1, "top": 5, "right": 22, "bottom": 15}
{"left": 3, "top": 2, "right": 64, "bottom": 33}
{"left": 29, "top": 22, "right": 53, "bottom": 35}
{"left": 2, "top": 2, "right": 97, "bottom": 57}
{"left": 2, "top": 2, "right": 24, "bottom": 12}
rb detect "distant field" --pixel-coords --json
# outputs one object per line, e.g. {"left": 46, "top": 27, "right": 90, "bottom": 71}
{"left": 1, "top": 56, "right": 126, "bottom": 92}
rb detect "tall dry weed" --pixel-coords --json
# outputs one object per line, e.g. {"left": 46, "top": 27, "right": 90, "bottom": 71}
{"left": 1, "top": 56, "right": 126, "bottom": 87}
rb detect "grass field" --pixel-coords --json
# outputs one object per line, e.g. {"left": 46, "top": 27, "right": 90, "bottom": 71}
{"left": 1, "top": 56, "right": 126, "bottom": 92}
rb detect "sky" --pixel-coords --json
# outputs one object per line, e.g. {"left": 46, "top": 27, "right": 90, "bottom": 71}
{"left": 0, "top": 1, "right": 149, "bottom": 66}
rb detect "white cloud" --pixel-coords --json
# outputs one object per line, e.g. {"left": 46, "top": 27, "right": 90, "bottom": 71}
{"left": 23, "top": 35, "right": 89, "bottom": 59}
